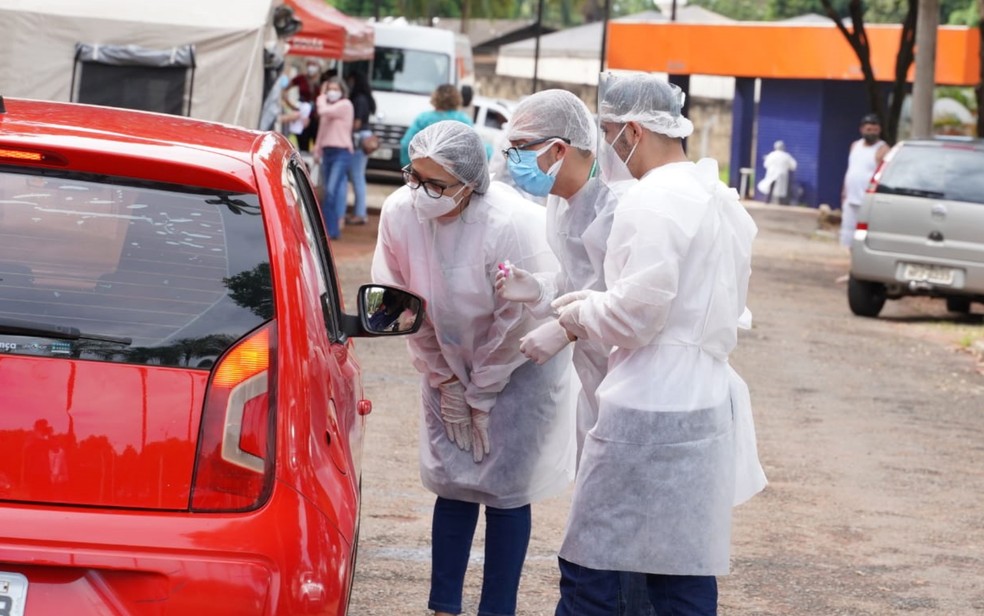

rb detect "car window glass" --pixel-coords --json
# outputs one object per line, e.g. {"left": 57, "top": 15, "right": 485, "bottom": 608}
{"left": 0, "top": 169, "right": 272, "bottom": 367}
{"left": 879, "top": 145, "right": 984, "bottom": 204}
{"left": 286, "top": 161, "right": 340, "bottom": 339}
{"left": 485, "top": 109, "right": 508, "bottom": 130}
{"left": 941, "top": 148, "right": 984, "bottom": 204}
{"left": 878, "top": 146, "right": 946, "bottom": 195}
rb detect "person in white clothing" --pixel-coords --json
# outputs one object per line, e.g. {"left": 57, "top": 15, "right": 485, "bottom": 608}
{"left": 494, "top": 89, "right": 655, "bottom": 616}
{"left": 548, "top": 72, "right": 767, "bottom": 616}
{"left": 840, "top": 113, "right": 890, "bottom": 247}
{"left": 371, "top": 120, "right": 576, "bottom": 616}
{"left": 756, "top": 140, "right": 797, "bottom": 205}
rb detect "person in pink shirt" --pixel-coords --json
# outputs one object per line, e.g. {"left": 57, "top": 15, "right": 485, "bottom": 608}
{"left": 314, "top": 77, "right": 354, "bottom": 240}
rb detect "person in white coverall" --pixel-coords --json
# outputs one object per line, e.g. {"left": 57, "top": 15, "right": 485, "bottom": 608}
{"left": 370, "top": 120, "right": 576, "bottom": 616}
{"left": 756, "top": 140, "right": 797, "bottom": 205}
{"left": 493, "top": 89, "right": 655, "bottom": 616}
{"left": 549, "top": 72, "right": 767, "bottom": 616}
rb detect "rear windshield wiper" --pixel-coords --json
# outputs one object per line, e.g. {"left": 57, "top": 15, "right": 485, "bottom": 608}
{"left": 0, "top": 316, "right": 132, "bottom": 346}
{"left": 876, "top": 186, "right": 946, "bottom": 199}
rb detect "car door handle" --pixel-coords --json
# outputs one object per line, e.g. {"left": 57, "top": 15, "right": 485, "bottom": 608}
{"left": 928, "top": 230, "right": 944, "bottom": 242}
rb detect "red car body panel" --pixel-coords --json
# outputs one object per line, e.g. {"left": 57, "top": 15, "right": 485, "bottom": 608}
{"left": 0, "top": 98, "right": 371, "bottom": 614}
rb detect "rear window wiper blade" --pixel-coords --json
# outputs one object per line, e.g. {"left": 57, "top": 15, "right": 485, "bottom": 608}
{"left": 0, "top": 316, "right": 132, "bottom": 346}
{"left": 877, "top": 186, "right": 946, "bottom": 199}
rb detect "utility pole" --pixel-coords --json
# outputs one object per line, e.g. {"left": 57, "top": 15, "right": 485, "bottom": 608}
{"left": 911, "top": 0, "right": 939, "bottom": 138}
{"left": 532, "top": 0, "right": 545, "bottom": 93}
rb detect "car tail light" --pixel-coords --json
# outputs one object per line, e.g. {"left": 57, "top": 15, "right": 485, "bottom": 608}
{"left": 856, "top": 222, "right": 868, "bottom": 231}
{"left": 191, "top": 322, "right": 277, "bottom": 512}
{"left": 0, "top": 146, "right": 67, "bottom": 166}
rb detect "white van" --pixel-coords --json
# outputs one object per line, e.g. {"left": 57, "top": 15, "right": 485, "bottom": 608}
{"left": 344, "top": 20, "right": 474, "bottom": 173}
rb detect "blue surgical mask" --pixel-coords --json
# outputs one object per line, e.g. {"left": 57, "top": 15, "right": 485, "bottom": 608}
{"left": 277, "top": 74, "right": 289, "bottom": 90}
{"left": 506, "top": 143, "right": 563, "bottom": 197}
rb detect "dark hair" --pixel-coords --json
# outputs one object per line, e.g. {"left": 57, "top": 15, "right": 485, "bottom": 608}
{"left": 861, "top": 113, "right": 881, "bottom": 126}
{"left": 348, "top": 70, "right": 376, "bottom": 115}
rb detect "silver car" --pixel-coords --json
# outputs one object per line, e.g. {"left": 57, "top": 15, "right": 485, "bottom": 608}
{"left": 848, "top": 137, "right": 984, "bottom": 317}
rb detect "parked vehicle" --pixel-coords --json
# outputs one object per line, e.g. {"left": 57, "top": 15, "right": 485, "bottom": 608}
{"left": 343, "top": 20, "right": 475, "bottom": 173}
{"left": 470, "top": 95, "right": 516, "bottom": 154}
{"left": 0, "top": 96, "right": 423, "bottom": 615}
{"left": 848, "top": 137, "right": 984, "bottom": 317}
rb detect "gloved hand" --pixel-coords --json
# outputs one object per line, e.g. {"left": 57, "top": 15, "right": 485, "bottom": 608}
{"left": 519, "top": 320, "right": 573, "bottom": 365}
{"left": 438, "top": 380, "right": 472, "bottom": 452}
{"left": 551, "top": 289, "right": 592, "bottom": 312}
{"left": 494, "top": 262, "right": 543, "bottom": 303}
{"left": 470, "top": 408, "right": 491, "bottom": 463}
{"left": 555, "top": 299, "right": 589, "bottom": 342}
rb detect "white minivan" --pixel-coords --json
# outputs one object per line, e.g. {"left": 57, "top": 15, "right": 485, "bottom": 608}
{"left": 345, "top": 20, "right": 475, "bottom": 173}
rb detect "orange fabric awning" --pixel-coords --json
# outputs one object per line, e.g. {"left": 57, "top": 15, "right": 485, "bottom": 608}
{"left": 283, "top": 0, "right": 375, "bottom": 60}
{"left": 607, "top": 22, "right": 979, "bottom": 86}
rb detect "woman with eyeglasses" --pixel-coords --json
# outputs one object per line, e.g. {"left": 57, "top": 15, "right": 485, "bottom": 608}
{"left": 371, "top": 120, "right": 576, "bottom": 616}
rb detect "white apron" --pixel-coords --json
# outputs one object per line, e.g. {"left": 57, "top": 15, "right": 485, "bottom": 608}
{"left": 558, "top": 396, "right": 736, "bottom": 576}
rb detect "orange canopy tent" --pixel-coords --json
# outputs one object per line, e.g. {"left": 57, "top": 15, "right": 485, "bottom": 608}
{"left": 283, "top": 0, "right": 374, "bottom": 60}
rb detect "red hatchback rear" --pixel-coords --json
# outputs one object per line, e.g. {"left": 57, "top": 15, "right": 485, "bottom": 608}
{"left": 0, "top": 97, "right": 422, "bottom": 615}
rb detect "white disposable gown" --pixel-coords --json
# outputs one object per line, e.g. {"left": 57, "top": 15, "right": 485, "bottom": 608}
{"left": 526, "top": 176, "right": 624, "bottom": 456}
{"left": 556, "top": 158, "right": 767, "bottom": 576}
{"left": 372, "top": 182, "right": 576, "bottom": 509}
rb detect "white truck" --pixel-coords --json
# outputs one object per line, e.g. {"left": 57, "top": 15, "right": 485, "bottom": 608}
{"left": 344, "top": 20, "right": 475, "bottom": 173}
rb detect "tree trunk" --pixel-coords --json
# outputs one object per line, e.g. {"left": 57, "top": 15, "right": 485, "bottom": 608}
{"left": 821, "top": 0, "right": 888, "bottom": 125}
{"left": 888, "top": 0, "right": 918, "bottom": 144}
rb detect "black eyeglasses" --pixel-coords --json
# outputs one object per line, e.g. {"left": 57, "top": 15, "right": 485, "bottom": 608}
{"left": 402, "top": 165, "right": 463, "bottom": 199}
{"left": 501, "top": 136, "right": 571, "bottom": 164}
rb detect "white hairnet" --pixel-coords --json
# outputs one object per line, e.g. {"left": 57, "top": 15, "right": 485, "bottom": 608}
{"left": 598, "top": 72, "right": 694, "bottom": 139}
{"left": 408, "top": 120, "right": 491, "bottom": 193}
{"left": 507, "top": 89, "right": 597, "bottom": 151}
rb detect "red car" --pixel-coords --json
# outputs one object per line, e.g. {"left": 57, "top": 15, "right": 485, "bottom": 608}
{"left": 0, "top": 96, "right": 422, "bottom": 615}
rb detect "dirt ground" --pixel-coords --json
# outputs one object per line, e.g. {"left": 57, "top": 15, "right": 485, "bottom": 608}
{"left": 331, "top": 191, "right": 984, "bottom": 616}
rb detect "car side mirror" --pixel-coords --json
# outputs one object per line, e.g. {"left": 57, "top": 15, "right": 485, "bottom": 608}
{"left": 358, "top": 284, "right": 424, "bottom": 335}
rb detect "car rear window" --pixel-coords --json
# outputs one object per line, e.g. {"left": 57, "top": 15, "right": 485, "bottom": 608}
{"left": 0, "top": 169, "right": 273, "bottom": 368}
{"left": 876, "top": 143, "right": 984, "bottom": 204}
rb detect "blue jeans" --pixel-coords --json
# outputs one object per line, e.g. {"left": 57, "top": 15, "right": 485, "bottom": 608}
{"left": 348, "top": 130, "right": 371, "bottom": 219}
{"left": 320, "top": 146, "right": 352, "bottom": 239}
{"left": 556, "top": 558, "right": 717, "bottom": 616}
{"left": 429, "top": 497, "right": 531, "bottom": 616}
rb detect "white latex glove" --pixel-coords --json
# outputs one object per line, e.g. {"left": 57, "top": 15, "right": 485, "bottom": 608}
{"left": 470, "top": 408, "right": 491, "bottom": 463}
{"left": 438, "top": 380, "right": 472, "bottom": 452}
{"left": 551, "top": 289, "right": 592, "bottom": 312}
{"left": 494, "top": 262, "right": 543, "bottom": 303}
{"left": 556, "top": 299, "right": 589, "bottom": 341}
{"left": 519, "top": 320, "right": 573, "bottom": 365}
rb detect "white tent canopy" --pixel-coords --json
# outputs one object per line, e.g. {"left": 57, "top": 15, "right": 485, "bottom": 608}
{"left": 0, "top": 0, "right": 277, "bottom": 128}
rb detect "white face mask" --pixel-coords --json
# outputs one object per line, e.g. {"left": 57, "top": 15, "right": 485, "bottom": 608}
{"left": 413, "top": 184, "right": 467, "bottom": 222}
{"left": 306, "top": 65, "right": 319, "bottom": 77}
{"left": 599, "top": 125, "right": 638, "bottom": 184}
{"left": 326, "top": 90, "right": 342, "bottom": 103}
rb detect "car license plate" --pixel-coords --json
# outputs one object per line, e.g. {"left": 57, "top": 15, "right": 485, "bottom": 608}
{"left": 0, "top": 572, "right": 28, "bottom": 616}
{"left": 369, "top": 147, "right": 393, "bottom": 161}
{"left": 902, "top": 263, "right": 956, "bottom": 285}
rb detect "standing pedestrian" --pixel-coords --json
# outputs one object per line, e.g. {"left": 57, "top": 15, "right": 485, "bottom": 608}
{"left": 313, "top": 77, "right": 354, "bottom": 240}
{"left": 494, "top": 88, "right": 655, "bottom": 616}
{"left": 549, "top": 71, "right": 767, "bottom": 616}
{"left": 839, "top": 113, "right": 889, "bottom": 248}
{"left": 345, "top": 69, "right": 376, "bottom": 226}
{"left": 399, "top": 84, "right": 473, "bottom": 167}
{"left": 290, "top": 59, "right": 322, "bottom": 152}
{"left": 371, "top": 120, "right": 576, "bottom": 616}
{"left": 756, "top": 140, "right": 798, "bottom": 205}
